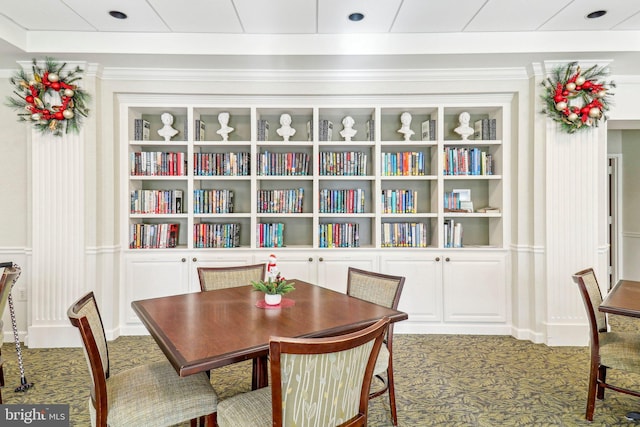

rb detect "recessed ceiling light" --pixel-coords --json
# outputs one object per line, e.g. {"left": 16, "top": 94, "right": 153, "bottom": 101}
{"left": 586, "top": 10, "right": 607, "bottom": 19}
{"left": 348, "top": 12, "right": 364, "bottom": 22}
{"left": 109, "top": 10, "right": 128, "bottom": 20}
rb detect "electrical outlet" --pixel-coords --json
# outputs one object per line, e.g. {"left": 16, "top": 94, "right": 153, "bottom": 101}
{"left": 16, "top": 287, "right": 27, "bottom": 301}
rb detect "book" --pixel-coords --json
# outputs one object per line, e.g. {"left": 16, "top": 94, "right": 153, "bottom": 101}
{"left": 134, "top": 119, "right": 150, "bottom": 141}
{"left": 195, "top": 119, "right": 206, "bottom": 141}
{"left": 421, "top": 120, "right": 430, "bottom": 141}
{"left": 257, "top": 120, "right": 269, "bottom": 141}
{"left": 476, "top": 206, "right": 500, "bottom": 213}
{"left": 319, "top": 120, "right": 333, "bottom": 141}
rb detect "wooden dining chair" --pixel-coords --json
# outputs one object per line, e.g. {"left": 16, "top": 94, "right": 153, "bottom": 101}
{"left": 346, "top": 267, "right": 405, "bottom": 426}
{"left": 572, "top": 268, "right": 640, "bottom": 421}
{"left": 68, "top": 292, "right": 218, "bottom": 427}
{"left": 216, "top": 317, "right": 390, "bottom": 427}
{"left": 0, "top": 264, "right": 21, "bottom": 404}
{"left": 197, "top": 263, "right": 266, "bottom": 291}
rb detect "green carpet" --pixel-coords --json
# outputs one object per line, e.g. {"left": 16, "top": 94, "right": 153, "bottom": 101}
{"left": 2, "top": 316, "right": 640, "bottom": 426}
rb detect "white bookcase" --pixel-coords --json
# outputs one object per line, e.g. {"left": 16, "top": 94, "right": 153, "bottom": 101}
{"left": 118, "top": 94, "right": 512, "bottom": 335}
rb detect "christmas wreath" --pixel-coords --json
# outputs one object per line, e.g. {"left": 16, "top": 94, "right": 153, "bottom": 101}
{"left": 541, "top": 61, "right": 615, "bottom": 133}
{"left": 6, "top": 58, "right": 90, "bottom": 136}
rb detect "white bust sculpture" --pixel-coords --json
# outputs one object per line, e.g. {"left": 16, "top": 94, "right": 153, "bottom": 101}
{"left": 397, "top": 112, "right": 415, "bottom": 141}
{"left": 340, "top": 116, "right": 357, "bottom": 141}
{"left": 158, "top": 112, "right": 178, "bottom": 142}
{"left": 276, "top": 113, "right": 296, "bottom": 141}
{"left": 454, "top": 112, "right": 474, "bottom": 140}
{"left": 216, "top": 112, "right": 234, "bottom": 141}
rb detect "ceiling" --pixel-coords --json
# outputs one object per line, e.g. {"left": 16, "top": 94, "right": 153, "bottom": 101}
{"left": 1, "top": 0, "right": 640, "bottom": 73}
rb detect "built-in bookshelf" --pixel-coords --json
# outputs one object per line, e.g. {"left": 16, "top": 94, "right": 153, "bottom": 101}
{"left": 121, "top": 100, "right": 507, "bottom": 251}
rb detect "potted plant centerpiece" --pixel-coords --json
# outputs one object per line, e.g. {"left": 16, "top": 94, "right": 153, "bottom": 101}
{"left": 252, "top": 272, "right": 295, "bottom": 305}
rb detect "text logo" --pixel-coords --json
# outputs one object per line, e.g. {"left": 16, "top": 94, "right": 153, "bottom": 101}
{"left": 1, "top": 405, "right": 69, "bottom": 426}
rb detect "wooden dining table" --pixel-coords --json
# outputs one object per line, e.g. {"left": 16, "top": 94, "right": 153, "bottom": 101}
{"left": 599, "top": 279, "right": 640, "bottom": 318}
{"left": 131, "top": 279, "right": 408, "bottom": 389}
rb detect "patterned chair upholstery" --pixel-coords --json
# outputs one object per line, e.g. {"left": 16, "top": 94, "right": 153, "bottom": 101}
{"left": 197, "top": 263, "right": 266, "bottom": 291}
{"left": 67, "top": 292, "right": 218, "bottom": 427}
{"left": 346, "top": 267, "right": 405, "bottom": 426}
{"left": 217, "top": 317, "right": 390, "bottom": 427}
{"left": 572, "top": 268, "right": 640, "bottom": 421}
{"left": 0, "top": 264, "right": 21, "bottom": 404}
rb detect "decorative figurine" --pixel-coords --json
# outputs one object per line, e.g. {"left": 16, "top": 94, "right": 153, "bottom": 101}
{"left": 157, "top": 112, "right": 178, "bottom": 142}
{"left": 276, "top": 113, "right": 296, "bottom": 141}
{"left": 454, "top": 112, "right": 474, "bottom": 140}
{"left": 340, "top": 116, "right": 357, "bottom": 141}
{"left": 397, "top": 112, "right": 415, "bottom": 141}
{"left": 216, "top": 111, "right": 234, "bottom": 141}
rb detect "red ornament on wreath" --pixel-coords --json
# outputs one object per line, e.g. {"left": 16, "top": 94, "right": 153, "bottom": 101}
{"left": 541, "top": 61, "right": 615, "bottom": 134}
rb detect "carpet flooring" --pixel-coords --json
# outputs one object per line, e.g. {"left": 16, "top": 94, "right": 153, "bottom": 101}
{"left": 2, "top": 316, "right": 640, "bottom": 426}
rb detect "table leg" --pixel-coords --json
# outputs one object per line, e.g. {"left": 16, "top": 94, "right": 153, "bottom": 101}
{"left": 252, "top": 356, "right": 269, "bottom": 390}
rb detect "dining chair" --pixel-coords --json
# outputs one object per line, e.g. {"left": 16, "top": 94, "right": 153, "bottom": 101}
{"left": 217, "top": 317, "right": 390, "bottom": 427}
{"left": 197, "top": 263, "right": 266, "bottom": 291}
{"left": 68, "top": 292, "right": 218, "bottom": 427}
{"left": 572, "top": 268, "right": 640, "bottom": 421}
{"left": 0, "top": 264, "right": 21, "bottom": 404}
{"left": 346, "top": 266, "right": 405, "bottom": 426}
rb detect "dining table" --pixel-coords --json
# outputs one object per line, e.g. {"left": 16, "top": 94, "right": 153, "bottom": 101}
{"left": 599, "top": 279, "right": 640, "bottom": 421}
{"left": 131, "top": 278, "right": 408, "bottom": 389}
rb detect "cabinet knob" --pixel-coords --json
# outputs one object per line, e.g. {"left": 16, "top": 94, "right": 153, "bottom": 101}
{"left": 192, "top": 257, "right": 197, "bottom": 262}
{"left": 181, "top": 258, "right": 186, "bottom": 263}
{"left": 308, "top": 257, "right": 313, "bottom": 262}
{"left": 435, "top": 257, "right": 440, "bottom": 262}
{"left": 319, "top": 257, "right": 324, "bottom": 262}
{"left": 445, "top": 257, "right": 450, "bottom": 262}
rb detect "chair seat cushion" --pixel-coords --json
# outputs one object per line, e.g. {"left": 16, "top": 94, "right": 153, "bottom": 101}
{"left": 599, "top": 332, "right": 640, "bottom": 373}
{"left": 373, "top": 345, "right": 389, "bottom": 376}
{"left": 217, "top": 386, "right": 272, "bottom": 427}
{"left": 90, "top": 361, "right": 217, "bottom": 426}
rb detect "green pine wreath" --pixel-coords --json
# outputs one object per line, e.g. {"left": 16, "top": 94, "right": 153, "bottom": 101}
{"left": 6, "top": 57, "right": 90, "bottom": 136}
{"left": 541, "top": 61, "right": 615, "bottom": 133}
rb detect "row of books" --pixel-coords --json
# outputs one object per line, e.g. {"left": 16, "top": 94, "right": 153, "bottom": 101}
{"left": 194, "top": 152, "right": 250, "bottom": 176}
{"left": 319, "top": 223, "right": 360, "bottom": 248}
{"left": 257, "top": 119, "right": 269, "bottom": 141}
{"left": 381, "top": 152, "right": 427, "bottom": 176}
{"left": 257, "top": 151, "right": 310, "bottom": 176}
{"left": 257, "top": 223, "right": 285, "bottom": 248}
{"left": 381, "top": 189, "right": 418, "bottom": 214}
{"left": 193, "top": 223, "right": 240, "bottom": 248}
{"left": 474, "top": 118, "right": 497, "bottom": 140}
{"left": 421, "top": 120, "right": 437, "bottom": 141}
{"left": 129, "top": 223, "right": 179, "bottom": 249}
{"left": 443, "top": 147, "right": 494, "bottom": 176}
{"left": 130, "top": 189, "right": 183, "bottom": 214}
{"left": 319, "top": 188, "right": 366, "bottom": 213}
{"left": 443, "top": 219, "right": 463, "bottom": 248}
{"left": 134, "top": 119, "right": 150, "bottom": 141}
{"left": 257, "top": 188, "right": 304, "bottom": 213}
{"left": 319, "top": 151, "right": 368, "bottom": 176}
{"left": 130, "top": 152, "right": 187, "bottom": 176}
{"left": 381, "top": 222, "right": 429, "bottom": 248}
{"left": 193, "top": 189, "right": 233, "bottom": 214}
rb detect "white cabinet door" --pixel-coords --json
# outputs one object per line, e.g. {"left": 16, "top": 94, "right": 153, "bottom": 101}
{"left": 189, "top": 253, "right": 257, "bottom": 292}
{"left": 123, "top": 253, "right": 189, "bottom": 326}
{"left": 316, "top": 253, "right": 378, "bottom": 293}
{"left": 380, "top": 253, "right": 443, "bottom": 323}
{"left": 442, "top": 251, "right": 507, "bottom": 323}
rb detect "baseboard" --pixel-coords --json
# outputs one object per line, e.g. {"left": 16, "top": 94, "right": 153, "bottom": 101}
{"left": 544, "top": 322, "right": 589, "bottom": 346}
{"left": 394, "top": 322, "right": 512, "bottom": 335}
{"left": 26, "top": 325, "right": 81, "bottom": 348}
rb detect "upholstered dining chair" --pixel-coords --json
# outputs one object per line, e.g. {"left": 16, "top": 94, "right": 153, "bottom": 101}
{"left": 198, "top": 263, "right": 266, "bottom": 291}
{"left": 217, "top": 317, "right": 390, "bottom": 427}
{"left": 572, "top": 268, "right": 640, "bottom": 421}
{"left": 68, "top": 292, "right": 218, "bottom": 427}
{"left": 346, "top": 266, "right": 405, "bottom": 426}
{"left": 0, "top": 264, "right": 21, "bottom": 404}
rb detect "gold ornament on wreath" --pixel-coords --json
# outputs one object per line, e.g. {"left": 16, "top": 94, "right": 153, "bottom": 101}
{"left": 541, "top": 61, "right": 615, "bottom": 134}
{"left": 6, "top": 58, "right": 90, "bottom": 136}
